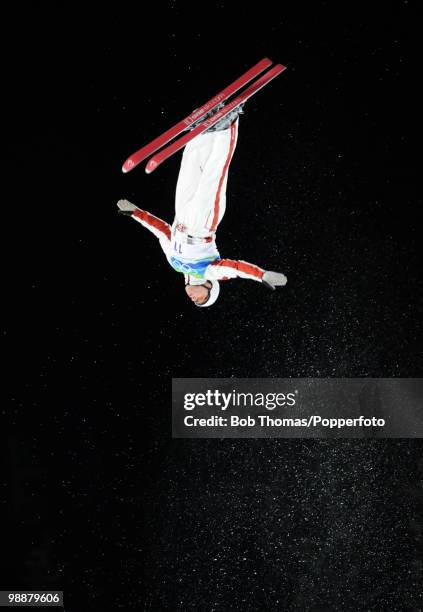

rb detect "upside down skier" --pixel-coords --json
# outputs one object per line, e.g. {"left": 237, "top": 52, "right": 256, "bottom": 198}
{"left": 118, "top": 104, "right": 287, "bottom": 307}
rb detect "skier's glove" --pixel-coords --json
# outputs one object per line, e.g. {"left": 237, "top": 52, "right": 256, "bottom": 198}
{"left": 262, "top": 271, "right": 288, "bottom": 290}
{"left": 117, "top": 199, "right": 139, "bottom": 215}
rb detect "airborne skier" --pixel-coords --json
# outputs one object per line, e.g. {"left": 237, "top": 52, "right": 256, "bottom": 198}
{"left": 118, "top": 59, "right": 288, "bottom": 307}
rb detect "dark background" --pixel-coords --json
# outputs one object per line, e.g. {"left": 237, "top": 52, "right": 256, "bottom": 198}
{"left": 4, "top": 2, "right": 422, "bottom": 610}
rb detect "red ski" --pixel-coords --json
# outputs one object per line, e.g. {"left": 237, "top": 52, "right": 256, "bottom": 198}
{"left": 145, "top": 63, "right": 286, "bottom": 174}
{"left": 122, "top": 58, "right": 273, "bottom": 174}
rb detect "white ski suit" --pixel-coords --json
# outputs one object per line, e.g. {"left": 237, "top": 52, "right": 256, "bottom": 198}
{"left": 129, "top": 118, "right": 265, "bottom": 285}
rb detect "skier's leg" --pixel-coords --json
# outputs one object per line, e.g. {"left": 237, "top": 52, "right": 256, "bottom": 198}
{"left": 205, "top": 118, "right": 239, "bottom": 233}
{"left": 174, "top": 118, "right": 239, "bottom": 236}
{"left": 174, "top": 133, "right": 211, "bottom": 222}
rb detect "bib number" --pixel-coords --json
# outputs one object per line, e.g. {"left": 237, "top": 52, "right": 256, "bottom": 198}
{"left": 173, "top": 241, "right": 183, "bottom": 255}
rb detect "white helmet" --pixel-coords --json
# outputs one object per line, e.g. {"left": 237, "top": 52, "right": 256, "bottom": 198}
{"left": 196, "top": 280, "right": 220, "bottom": 307}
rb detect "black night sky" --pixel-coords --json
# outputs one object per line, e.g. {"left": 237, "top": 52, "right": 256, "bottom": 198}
{"left": 4, "top": 2, "right": 422, "bottom": 611}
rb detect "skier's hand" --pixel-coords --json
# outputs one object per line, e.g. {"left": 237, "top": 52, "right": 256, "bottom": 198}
{"left": 262, "top": 271, "right": 287, "bottom": 290}
{"left": 117, "top": 199, "right": 138, "bottom": 214}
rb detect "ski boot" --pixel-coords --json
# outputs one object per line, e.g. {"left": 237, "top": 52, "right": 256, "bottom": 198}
{"left": 189, "top": 102, "right": 245, "bottom": 133}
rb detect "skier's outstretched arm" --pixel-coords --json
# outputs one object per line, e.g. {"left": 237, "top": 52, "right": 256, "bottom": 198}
{"left": 206, "top": 259, "right": 287, "bottom": 289}
{"left": 117, "top": 199, "right": 171, "bottom": 253}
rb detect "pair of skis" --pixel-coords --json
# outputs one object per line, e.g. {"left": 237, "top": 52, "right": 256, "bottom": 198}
{"left": 122, "top": 58, "right": 286, "bottom": 175}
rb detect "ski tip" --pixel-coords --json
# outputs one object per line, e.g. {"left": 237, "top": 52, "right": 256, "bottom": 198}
{"left": 122, "top": 158, "right": 136, "bottom": 173}
{"left": 145, "top": 159, "right": 158, "bottom": 174}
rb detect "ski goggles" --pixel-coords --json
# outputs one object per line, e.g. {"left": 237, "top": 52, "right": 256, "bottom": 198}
{"left": 185, "top": 280, "right": 212, "bottom": 304}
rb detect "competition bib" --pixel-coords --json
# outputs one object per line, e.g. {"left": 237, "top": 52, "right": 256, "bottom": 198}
{"left": 169, "top": 255, "right": 219, "bottom": 279}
